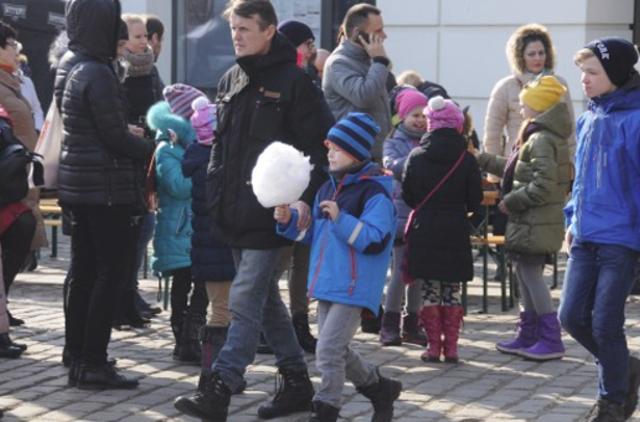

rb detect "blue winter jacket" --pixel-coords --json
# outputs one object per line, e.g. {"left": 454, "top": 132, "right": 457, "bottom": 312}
{"left": 383, "top": 128, "right": 420, "bottom": 241}
{"left": 152, "top": 140, "right": 193, "bottom": 274}
{"left": 564, "top": 78, "right": 640, "bottom": 251}
{"left": 277, "top": 162, "right": 395, "bottom": 315}
{"left": 182, "top": 143, "right": 235, "bottom": 282}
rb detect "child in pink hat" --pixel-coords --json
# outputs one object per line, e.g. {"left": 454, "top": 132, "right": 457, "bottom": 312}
{"left": 402, "top": 95, "right": 483, "bottom": 364}
{"left": 380, "top": 88, "right": 428, "bottom": 347}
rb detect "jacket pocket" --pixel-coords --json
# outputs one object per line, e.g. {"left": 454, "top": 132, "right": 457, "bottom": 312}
{"left": 206, "top": 164, "right": 224, "bottom": 225}
{"left": 216, "top": 98, "right": 232, "bottom": 135}
{"left": 249, "top": 97, "right": 285, "bottom": 141}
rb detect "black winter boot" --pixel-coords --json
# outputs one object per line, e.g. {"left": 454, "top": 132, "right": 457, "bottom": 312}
{"left": 356, "top": 368, "right": 403, "bottom": 422}
{"left": 0, "top": 333, "right": 22, "bottom": 358}
{"left": 292, "top": 313, "right": 317, "bottom": 354}
{"left": 583, "top": 399, "right": 624, "bottom": 422}
{"left": 174, "top": 370, "right": 232, "bottom": 422}
{"left": 199, "top": 326, "right": 246, "bottom": 395}
{"left": 200, "top": 326, "right": 228, "bottom": 370}
{"left": 361, "top": 306, "right": 384, "bottom": 334}
{"left": 170, "top": 311, "right": 185, "bottom": 360}
{"left": 309, "top": 400, "right": 340, "bottom": 422}
{"left": 256, "top": 332, "right": 274, "bottom": 354}
{"left": 76, "top": 363, "right": 139, "bottom": 390}
{"left": 257, "top": 366, "right": 315, "bottom": 419}
{"left": 178, "top": 313, "right": 204, "bottom": 364}
{"left": 624, "top": 356, "right": 640, "bottom": 419}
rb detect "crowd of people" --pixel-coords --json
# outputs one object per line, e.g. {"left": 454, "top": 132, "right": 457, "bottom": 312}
{"left": 1, "top": 0, "right": 640, "bottom": 421}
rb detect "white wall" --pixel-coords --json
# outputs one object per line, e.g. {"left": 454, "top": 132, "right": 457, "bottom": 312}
{"left": 121, "top": 0, "right": 172, "bottom": 84}
{"left": 378, "top": 0, "right": 634, "bottom": 140}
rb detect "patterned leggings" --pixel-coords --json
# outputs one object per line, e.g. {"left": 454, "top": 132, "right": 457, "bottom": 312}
{"left": 421, "top": 280, "right": 461, "bottom": 306}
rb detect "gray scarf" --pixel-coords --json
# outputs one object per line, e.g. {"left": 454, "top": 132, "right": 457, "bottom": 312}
{"left": 123, "top": 47, "right": 154, "bottom": 77}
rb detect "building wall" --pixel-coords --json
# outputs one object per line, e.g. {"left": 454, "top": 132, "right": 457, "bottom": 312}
{"left": 379, "top": 0, "right": 634, "bottom": 139}
{"left": 122, "top": 0, "right": 635, "bottom": 140}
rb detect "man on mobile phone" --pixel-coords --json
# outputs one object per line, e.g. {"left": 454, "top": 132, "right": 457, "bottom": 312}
{"left": 322, "top": 3, "right": 391, "bottom": 163}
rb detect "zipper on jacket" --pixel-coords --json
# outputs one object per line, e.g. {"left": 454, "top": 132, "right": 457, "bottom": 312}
{"left": 576, "top": 112, "right": 598, "bottom": 239}
{"left": 596, "top": 144, "right": 602, "bottom": 188}
{"left": 348, "top": 246, "right": 357, "bottom": 295}
{"left": 309, "top": 176, "right": 347, "bottom": 297}
{"left": 308, "top": 224, "right": 329, "bottom": 297}
{"left": 175, "top": 206, "right": 190, "bottom": 236}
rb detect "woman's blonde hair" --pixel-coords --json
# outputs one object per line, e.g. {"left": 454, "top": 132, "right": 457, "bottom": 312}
{"left": 396, "top": 70, "right": 424, "bottom": 88}
{"left": 506, "top": 23, "right": 555, "bottom": 74}
{"left": 121, "top": 13, "right": 145, "bottom": 29}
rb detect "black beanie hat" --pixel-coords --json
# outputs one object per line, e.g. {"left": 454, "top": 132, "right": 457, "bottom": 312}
{"left": 585, "top": 37, "right": 639, "bottom": 88}
{"left": 277, "top": 19, "right": 314, "bottom": 48}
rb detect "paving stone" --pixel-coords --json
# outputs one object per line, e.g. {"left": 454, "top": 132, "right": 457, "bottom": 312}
{"left": 2, "top": 236, "right": 640, "bottom": 421}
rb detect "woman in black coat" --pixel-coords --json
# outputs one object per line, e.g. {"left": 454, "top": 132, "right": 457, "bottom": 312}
{"left": 402, "top": 96, "right": 483, "bottom": 364}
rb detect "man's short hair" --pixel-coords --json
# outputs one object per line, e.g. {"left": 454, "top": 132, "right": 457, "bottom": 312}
{"left": 342, "top": 3, "right": 381, "bottom": 40}
{"left": 145, "top": 14, "right": 164, "bottom": 40}
{"left": 222, "top": 0, "right": 277, "bottom": 30}
{"left": 0, "top": 21, "right": 17, "bottom": 49}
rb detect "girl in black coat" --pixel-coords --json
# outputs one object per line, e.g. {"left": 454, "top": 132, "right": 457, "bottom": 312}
{"left": 402, "top": 96, "right": 483, "bottom": 364}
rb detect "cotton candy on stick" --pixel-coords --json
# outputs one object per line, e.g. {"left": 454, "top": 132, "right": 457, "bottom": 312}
{"left": 252, "top": 141, "right": 313, "bottom": 208}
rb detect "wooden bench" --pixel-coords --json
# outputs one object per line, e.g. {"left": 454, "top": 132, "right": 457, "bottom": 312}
{"left": 39, "top": 198, "right": 62, "bottom": 258}
{"left": 467, "top": 235, "right": 512, "bottom": 313}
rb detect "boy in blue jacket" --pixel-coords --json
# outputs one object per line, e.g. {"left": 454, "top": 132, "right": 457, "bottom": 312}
{"left": 559, "top": 37, "right": 640, "bottom": 422}
{"left": 275, "top": 112, "right": 402, "bottom": 422}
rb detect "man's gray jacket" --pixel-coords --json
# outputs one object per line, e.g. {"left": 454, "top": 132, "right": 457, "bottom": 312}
{"left": 322, "top": 40, "right": 391, "bottom": 162}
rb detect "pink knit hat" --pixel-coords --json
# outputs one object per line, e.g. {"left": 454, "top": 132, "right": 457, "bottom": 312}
{"left": 190, "top": 96, "right": 217, "bottom": 145}
{"left": 424, "top": 96, "right": 464, "bottom": 132}
{"left": 396, "top": 89, "right": 428, "bottom": 122}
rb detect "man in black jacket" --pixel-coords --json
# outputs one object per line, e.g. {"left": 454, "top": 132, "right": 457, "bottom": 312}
{"left": 54, "top": 0, "right": 154, "bottom": 390}
{"left": 174, "top": 1, "right": 333, "bottom": 421}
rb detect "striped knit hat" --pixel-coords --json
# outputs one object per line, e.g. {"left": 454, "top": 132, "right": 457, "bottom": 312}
{"left": 325, "top": 112, "right": 380, "bottom": 162}
{"left": 162, "top": 83, "right": 206, "bottom": 120}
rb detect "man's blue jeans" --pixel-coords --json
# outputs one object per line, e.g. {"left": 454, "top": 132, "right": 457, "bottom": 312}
{"left": 558, "top": 239, "right": 640, "bottom": 404}
{"left": 213, "top": 248, "right": 306, "bottom": 392}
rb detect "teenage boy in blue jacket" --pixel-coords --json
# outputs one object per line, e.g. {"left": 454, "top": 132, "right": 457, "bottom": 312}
{"left": 559, "top": 37, "right": 640, "bottom": 422}
{"left": 275, "top": 112, "right": 402, "bottom": 422}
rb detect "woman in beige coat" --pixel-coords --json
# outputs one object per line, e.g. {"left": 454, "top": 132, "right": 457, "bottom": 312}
{"left": 483, "top": 23, "right": 576, "bottom": 175}
{"left": 481, "top": 24, "right": 575, "bottom": 280}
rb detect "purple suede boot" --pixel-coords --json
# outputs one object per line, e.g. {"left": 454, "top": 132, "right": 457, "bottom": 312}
{"left": 496, "top": 311, "right": 537, "bottom": 355}
{"left": 518, "top": 312, "right": 564, "bottom": 361}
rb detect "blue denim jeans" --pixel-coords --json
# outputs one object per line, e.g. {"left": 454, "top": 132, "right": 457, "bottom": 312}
{"left": 558, "top": 239, "right": 640, "bottom": 403}
{"left": 213, "top": 248, "right": 306, "bottom": 391}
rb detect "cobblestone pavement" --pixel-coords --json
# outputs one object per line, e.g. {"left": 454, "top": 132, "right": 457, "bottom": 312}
{"left": 2, "top": 230, "right": 640, "bottom": 422}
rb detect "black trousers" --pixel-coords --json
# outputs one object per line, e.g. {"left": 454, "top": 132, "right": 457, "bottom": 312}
{"left": 1, "top": 211, "right": 36, "bottom": 295}
{"left": 64, "top": 207, "right": 136, "bottom": 366}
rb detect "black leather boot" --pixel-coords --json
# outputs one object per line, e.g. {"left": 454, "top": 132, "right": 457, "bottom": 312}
{"left": 257, "top": 366, "right": 314, "bottom": 419}
{"left": 76, "top": 363, "right": 139, "bottom": 390}
{"left": 171, "top": 310, "right": 185, "bottom": 360}
{"left": 174, "top": 370, "right": 232, "bottom": 422}
{"left": 178, "top": 313, "right": 204, "bottom": 364}
{"left": 0, "top": 333, "right": 22, "bottom": 358}
{"left": 309, "top": 400, "right": 340, "bottom": 422}
{"left": 356, "top": 368, "right": 403, "bottom": 422}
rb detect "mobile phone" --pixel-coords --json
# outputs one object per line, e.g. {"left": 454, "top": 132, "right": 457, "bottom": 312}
{"left": 352, "top": 29, "right": 370, "bottom": 46}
